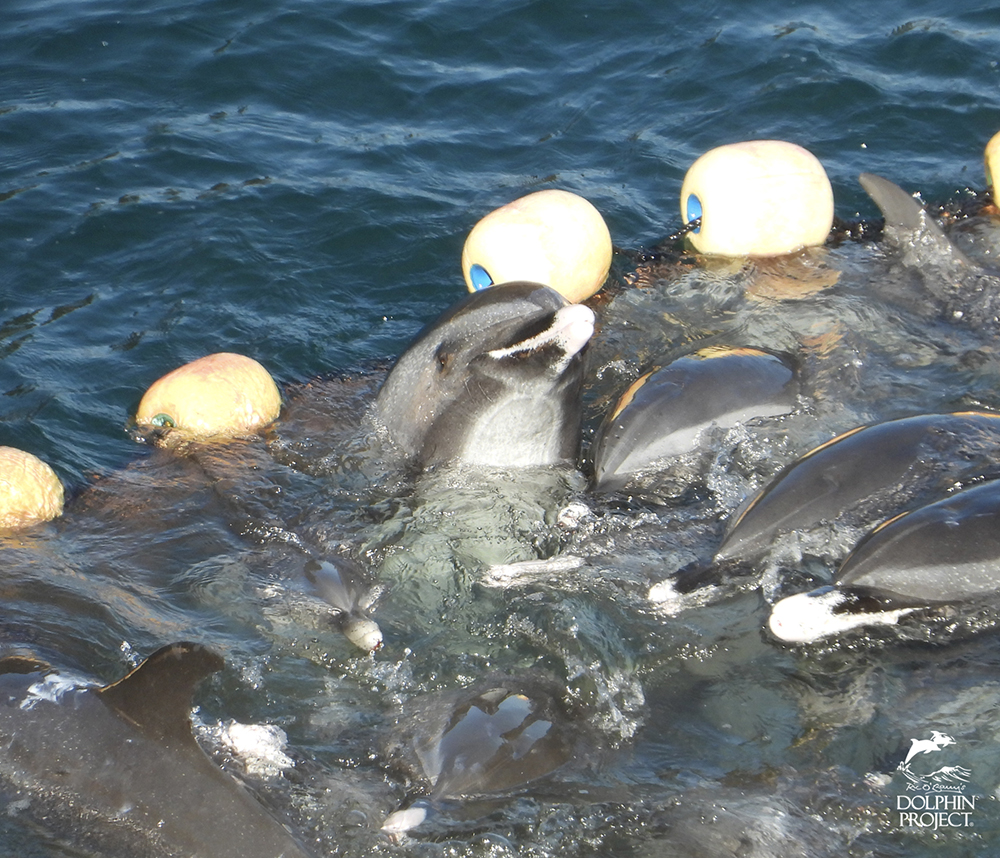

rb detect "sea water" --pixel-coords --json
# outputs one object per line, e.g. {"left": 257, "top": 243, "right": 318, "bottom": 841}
{"left": 3, "top": 0, "right": 1000, "bottom": 855}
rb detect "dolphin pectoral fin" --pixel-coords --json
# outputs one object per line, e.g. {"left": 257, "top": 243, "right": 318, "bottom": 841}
{"left": 97, "top": 641, "right": 224, "bottom": 744}
{"left": 382, "top": 800, "right": 432, "bottom": 834}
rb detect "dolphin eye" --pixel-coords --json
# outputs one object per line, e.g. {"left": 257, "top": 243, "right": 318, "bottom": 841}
{"left": 150, "top": 413, "right": 176, "bottom": 428}
{"left": 685, "top": 194, "right": 702, "bottom": 233}
{"left": 469, "top": 264, "right": 494, "bottom": 291}
{"left": 434, "top": 344, "right": 454, "bottom": 373}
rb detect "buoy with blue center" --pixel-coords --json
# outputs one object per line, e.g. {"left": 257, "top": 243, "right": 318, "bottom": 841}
{"left": 461, "top": 189, "right": 612, "bottom": 303}
{"left": 134, "top": 352, "right": 282, "bottom": 444}
{"left": 680, "top": 140, "right": 834, "bottom": 257}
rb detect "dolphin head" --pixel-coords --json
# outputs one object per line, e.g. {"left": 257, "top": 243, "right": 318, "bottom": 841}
{"left": 374, "top": 283, "right": 595, "bottom": 469}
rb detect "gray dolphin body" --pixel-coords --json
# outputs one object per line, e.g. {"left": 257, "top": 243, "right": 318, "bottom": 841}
{"left": 716, "top": 412, "right": 1000, "bottom": 563}
{"left": 374, "top": 283, "right": 595, "bottom": 469}
{"left": 837, "top": 477, "right": 1000, "bottom": 605}
{"left": 591, "top": 348, "right": 797, "bottom": 492}
{"left": 0, "top": 642, "right": 312, "bottom": 858}
{"left": 859, "top": 172, "right": 1000, "bottom": 327}
{"left": 768, "top": 478, "right": 1000, "bottom": 643}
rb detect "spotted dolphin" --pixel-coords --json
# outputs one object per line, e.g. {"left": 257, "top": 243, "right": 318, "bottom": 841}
{"left": 591, "top": 347, "right": 797, "bottom": 492}
{"left": 374, "top": 282, "right": 595, "bottom": 469}
{"left": 768, "top": 478, "right": 1000, "bottom": 643}
{"left": 715, "top": 411, "right": 1000, "bottom": 564}
{"left": 0, "top": 642, "right": 312, "bottom": 858}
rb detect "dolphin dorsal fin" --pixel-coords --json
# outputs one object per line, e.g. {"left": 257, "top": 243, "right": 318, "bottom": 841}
{"left": 859, "top": 172, "right": 933, "bottom": 231}
{"left": 858, "top": 172, "right": 971, "bottom": 266}
{"left": 98, "top": 642, "right": 224, "bottom": 744}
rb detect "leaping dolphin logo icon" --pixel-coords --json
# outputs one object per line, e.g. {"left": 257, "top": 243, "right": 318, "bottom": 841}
{"left": 903, "top": 731, "right": 956, "bottom": 766}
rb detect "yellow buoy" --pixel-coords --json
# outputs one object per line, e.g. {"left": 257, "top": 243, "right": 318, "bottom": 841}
{"left": 461, "top": 189, "right": 612, "bottom": 302}
{"left": 680, "top": 140, "right": 834, "bottom": 257}
{"left": 985, "top": 130, "right": 1000, "bottom": 207}
{"left": 135, "top": 352, "right": 282, "bottom": 442}
{"left": 0, "top": 447, "right": 64, "bottom": 529}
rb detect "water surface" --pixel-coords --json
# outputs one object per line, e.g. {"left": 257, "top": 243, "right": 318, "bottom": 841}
{"left": 4, "top": 1, "right": 1000, "bottom": 855}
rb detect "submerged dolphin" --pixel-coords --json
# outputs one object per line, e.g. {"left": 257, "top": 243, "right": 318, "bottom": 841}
{"left": 304, "top": 557, "right": 383, "bottom": 652}
{"left": 374, "top": 282, "right": 595, "bottom": 469}
{"left": 858, "top": 172, "right": 971, "bottom": 267}
{"left": 591, "top": 347, "right": 797, "bottom": 492}
{"left": 0, "top": 642, "right": 312, "bottom": 858}
{"left": 769, "top": 479, "right": 1000, "bottom": 643}
{"left": 859, "top": 172, "right": 1000, "bottom": 328}
{"left": 715, "top": 411, "right": 1000, "bottom": 564}
{"left": 381, "top": 675, "right": 578, "bottom": 833}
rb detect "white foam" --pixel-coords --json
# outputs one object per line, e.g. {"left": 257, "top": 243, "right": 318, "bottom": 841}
{"left": 19, "top": 671, "right": 94, "bottom": 711}
{"left": 217, "top": 720, "right": 294, "bottom": 778}
{"left": 648, "top": 578, "right": 680, "bottom": 606}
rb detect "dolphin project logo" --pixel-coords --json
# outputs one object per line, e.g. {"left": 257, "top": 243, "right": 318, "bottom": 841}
{"left": 895, "top": 731, "right": 977, "bottom": 831}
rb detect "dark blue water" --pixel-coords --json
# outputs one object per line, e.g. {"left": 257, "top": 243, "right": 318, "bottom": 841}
{"left": 4, "top": 1, "right": 1000, "bottom": 856}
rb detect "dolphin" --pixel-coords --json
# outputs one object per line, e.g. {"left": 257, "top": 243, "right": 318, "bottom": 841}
{"left": 303, "top": 557, "right": 383, "bottom": 652}
{"left": 858, "top": 172, "right": 971, "bottom": 267}
{"left": 591, "top": 347, "right": 797, "bottom": 492}
{"left": 858, "top": 172, "right": 1000, "bottom": 328}
{"left": 769, "top": 478, "right": 1000, "bottom": 643}
{"left": 381, "top": 675, "right": 578, "bottom": 834}
{"left": 373, "top": 282, "right": 595, "bottom": 469}
{"left": 715, "top": 411, "right": 1000, "bottom": 564}
{"left": 0, "top": 642, "right": 312, "bottom": 858}
{"left": 837, "top": 477, "right": 1000, "bottom": 604}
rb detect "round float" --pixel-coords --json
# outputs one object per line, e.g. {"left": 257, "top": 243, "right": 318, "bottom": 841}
{"left": 135, "top": 352, "right": 282, "bottom": 442}
{"left": 461, "top": 189, "right": 612, "bottom": 302}
{"left": 680, "top": 140, "right": 834, "bottom": 257}
{"left": 985, "top": 130, "right": 1000, "bottom": 207}
{"left": 0, "top": 447, "right": 64, "bottom": 529}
